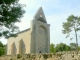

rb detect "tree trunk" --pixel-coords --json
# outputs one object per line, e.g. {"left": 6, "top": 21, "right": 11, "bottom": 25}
{"left": 75, "top": 30, "right": 78, "bottom": 52}
{"left": 74, "top": 23, "right": 78, "bottom": 52}
{"left": 74, "top": 28, "right": 78, "bottom": 52}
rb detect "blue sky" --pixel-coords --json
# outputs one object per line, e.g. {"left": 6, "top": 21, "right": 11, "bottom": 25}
{"left": 0, "top": 0, "right": 80, "bottom": 45}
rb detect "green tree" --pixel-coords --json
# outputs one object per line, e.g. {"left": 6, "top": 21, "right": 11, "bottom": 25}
{"left": 55, "top": 43, "right": 71, "bottom": 52}
{"left": 70, "top": 43, "right": 76, "bottom": 51}
{"left": 78, "top": 46, "right": 80, "bottom": 50}
{"left": 0, "top": 42, "right": 5, "bottom": 56}
{"left": 62, "top": 15, "right": 80, "bottom": 51}
{"left": 50, "top": 43, "right": 56, "bottom": 53}
{"left": 0, "top": 0, "right": 25, "bottom": 38}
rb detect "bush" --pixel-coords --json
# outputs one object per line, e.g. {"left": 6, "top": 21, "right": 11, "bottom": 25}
{"left": 17, "top": 54, "right": 22, "bottom": 59}
{"left": 43, "top": 54, "right": 48, "bottom": 59}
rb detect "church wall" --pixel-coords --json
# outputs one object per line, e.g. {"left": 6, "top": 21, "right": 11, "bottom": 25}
{"left": 36, "top": 21, "right": 50, "bottom": 53}
{"left": 31, "top": 20, "right": 50, "bottom": 53}
{"left": 7, "top": 30, "right": 31, "bottom": 55}
{"left": 7, "top": 37, "right": 15, "bottom": 55}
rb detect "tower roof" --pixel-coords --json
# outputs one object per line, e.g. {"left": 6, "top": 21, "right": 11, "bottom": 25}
{"left": 33, "top": 7, "right": 47, "bottom": 23}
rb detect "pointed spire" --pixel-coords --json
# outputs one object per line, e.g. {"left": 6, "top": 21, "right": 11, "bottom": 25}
{"left": 33, "top": 7, "right": 47, "bottom": 23}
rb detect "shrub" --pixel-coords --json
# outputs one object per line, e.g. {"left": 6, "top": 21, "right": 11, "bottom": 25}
{"left": 17, "top": 54, "right": 22, "bottom": 59}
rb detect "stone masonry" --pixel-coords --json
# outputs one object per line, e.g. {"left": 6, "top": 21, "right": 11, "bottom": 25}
{"left": 0, "top": 51, "right": 80, "bottom": 60}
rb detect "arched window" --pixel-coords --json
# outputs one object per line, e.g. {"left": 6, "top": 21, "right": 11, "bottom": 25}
{"left": 19, "top": 39, "right": 25, "bottom": 54}
{"left": 11, "top": 42, "right": 16, "bottom": 54}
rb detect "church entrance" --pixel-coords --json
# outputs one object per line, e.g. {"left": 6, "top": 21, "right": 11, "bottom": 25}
{"left": 39, "top": 51, "right": 41, "bottom": 53}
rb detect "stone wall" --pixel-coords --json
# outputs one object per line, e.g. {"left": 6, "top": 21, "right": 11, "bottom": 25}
{"left": 0, "top": 51, "right": 80, "bottom": 60}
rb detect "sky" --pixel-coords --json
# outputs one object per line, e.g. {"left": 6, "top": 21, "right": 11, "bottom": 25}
{"left": 0, "top": 0, "right": 80, "bottom": 45}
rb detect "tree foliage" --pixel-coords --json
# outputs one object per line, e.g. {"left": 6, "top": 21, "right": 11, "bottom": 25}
{"left": 62, "top": 15, "right": 80, "bottom": 51}
{"left": 55, "top": 43, "right": 71, "bottom": 52}
{"left": 70, "top": 43, "right": 76, "bottom": 50}
{"left": 0, "top": 0, "right": 25, "bottom": 38}
{"left": 50, "top": 43, "right": 56, "bottom": 53}
{"left": 0, "top": 42, "right": 5, "bottom": 56}
{"left": 50, "top": 43, "right": 80, "bottom": 53}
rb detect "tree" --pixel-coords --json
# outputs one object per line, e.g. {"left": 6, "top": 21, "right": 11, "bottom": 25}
{"left": 0, "top": 42, "right": 5, "bottom": 56}
{"left": 55, "top": 43, "right": 71, "bottom": 52}
{"left": 50, "top": 43, "right": 56, "bottom": 53}
{"left": 78, "top": 46, "right": 80, "bottom": 50}
{"left": 0, "top": 0, "right": 25, "bottom": 38}
{"left": 70, "top": 43, "right": 76, "bottom": 51}
{"left": 50, "top": 43, "right": 71, "bottom": 53}
{"left": 62, "top": 15, "right": 80, "bottom": 51}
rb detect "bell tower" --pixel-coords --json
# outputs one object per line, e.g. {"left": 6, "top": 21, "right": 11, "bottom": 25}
{"left": 30, "top": 7, "right": 50, "bottom": 53}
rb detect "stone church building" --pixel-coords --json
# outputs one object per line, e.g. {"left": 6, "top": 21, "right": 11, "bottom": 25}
{"left": 7, "top": 7, "right": 50, "bottom": 55}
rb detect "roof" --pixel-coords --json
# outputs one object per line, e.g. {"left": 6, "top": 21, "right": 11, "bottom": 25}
{"left": 17, "top": 28, "right": 30, "bottom": 34}
{"left": 7, "top": 28, "right": 30, "bottom": 38}
{"left": 33, "top": 7, "right": 47, "bottom": 23}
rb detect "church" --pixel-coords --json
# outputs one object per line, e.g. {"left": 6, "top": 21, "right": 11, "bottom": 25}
{"left": 7, "top": 7, "right": 50, "bottom": 55}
